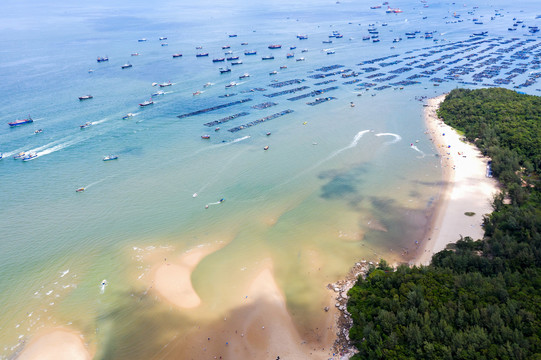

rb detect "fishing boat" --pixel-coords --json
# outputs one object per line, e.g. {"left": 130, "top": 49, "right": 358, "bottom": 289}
{"left": 121, "top": 63, "right": 133, "bottom": 69}
{"left": 0, "top": 153, "right": 2, "bottom": 160}
{"left": 122, "top": 113, "right": 135, "bottom": 119}
{"left": 22, "top": 153, "right": 38, "bottom": 161}
{"left": 264, "top": 146, "right": 269, "bottom": 150}
{"left": 296, "top": 57, "right": 305, "bottom": 61}
{"left": 239, "top": 73, "right": 250, "bottom": 79}
{"left": 201, "top": 135, "right": 210, "bottom": 139}
{"left": 241, "top": 42, "right": 248, "bottom": 45}
{"left": 161, "top": 43, "right": 168, "bottom": 46}
{"left": 227, "top": 56, "right": 240, "bottom": 61}
{"left": 266, "top": 132, "right": 271, "bottom": 136}
{"left": 76, "top": 187, "right": 85, "bottom": 192}
{"left": 152, "top": 90, "right": 165, "bottom": 96}
{"left": 172, "top": 53, "right": 183, "bottom": 58}
{"left": 213, "top": 58, "right": 225, "bottom": 62}
{"left": 34, "top": 129, "right": 43, "bottom": 134}
{"left": 139, "top": 98, "right": 154, "bottom": 107}
{"left": 231, "top": 60, "right": 243, "bottom": 65}
{"left": 228, "top": 34, "right": 237, "bottom": 37}
{"left": 268, "top": 44, "right": 282, "bottom": 49}
{"left": 262, "top": 55, "right": 274, "bottom": 60}
{"left": 159, "top": 37, "right": 167, "bottom": 40}
{"left": 322, "top": 40, "right": 332, "bottom": 44}
{"left": 219, "top": 68, "right": 231, "bottom": 74}
{"left": 131, "top": 53, "right": 140, "bottom": 56}
{"left": 196, "top": 53, "right": 209, "bottom": 57}
{"left": 222, "top": 45, "right": 231, "bottom": 49}
{"left": 297, "top": 34, "right": 308, "bottom": 40}
{"left": 97, "top": 56, "right": 109, "bottom": 62}
{"left": 327, "top": 50, "right": 336, "bottom": 54}
{"left": 225, "top": 82, "right": 238, "bottom": 88}
{"left": 286, "top": 53, "right": 294, "bottom": 58}
{"left": 244, "top": 50, "right": 257, "bottom": 55}
{"left": 203, "top": 82, "right": 213, "bottom": 87}
{"left": 290, "top": 46, "right": 297, "bottom": 50}
{"left": 9, "top": 116, "right": 33, "bottom": 127}
{"left": 138, "top": 38, "right": 147, "bottom": 42}
{"left": 103, "top": 155, "right": 118, "bottom": 161}
{"left": 79, "top": 95, "right": 93, "bottom": 100}
{"left": 80, "top": 122, "right": 92, "bottom": 129}
{"left": 269, "top": 70, "right": 278, "bottom": 75}
{"left": 159, "top": 81, "right": 172, "bottom": 87}
{"left": 193, "top": 91, "right": 202, "bottom": 96}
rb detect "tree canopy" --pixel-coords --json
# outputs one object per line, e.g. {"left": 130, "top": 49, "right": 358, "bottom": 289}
{"left": 347, "top": 88, "right": 541, "bottom": 359}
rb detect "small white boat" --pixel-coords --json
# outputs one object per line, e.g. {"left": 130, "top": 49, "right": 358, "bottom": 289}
{"left": 103, "top": 155, "right": 118, "bottom": 161}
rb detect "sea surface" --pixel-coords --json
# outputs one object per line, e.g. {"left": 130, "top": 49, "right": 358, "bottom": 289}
{"left": 1, "top": 0, "right": 540, "bottom": 357}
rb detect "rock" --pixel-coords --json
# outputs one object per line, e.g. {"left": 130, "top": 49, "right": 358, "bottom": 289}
{"left": 334, "top": 287, "right": 340, "bottom": 292}
{"left": 324, "top": 306, "right": 329, "bottom": 312}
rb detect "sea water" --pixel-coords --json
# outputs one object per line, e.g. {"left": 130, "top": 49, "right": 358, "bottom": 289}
{"left": 1, "top": 0, "right": 540, "bottom": 357}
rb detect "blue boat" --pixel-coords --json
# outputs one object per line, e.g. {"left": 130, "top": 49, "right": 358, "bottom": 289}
{"left": 103, "top": 155, "right": 118, "bottom": 161}
{"left": 196, "top": 53, "right": 209, "bottom": 57}
{"left": 262, "top": 55, "right": 274, "bottom": 60}
{"left": 8, "top": 116, "right": 33, "bottom": 127}
{"left": 244, "top": 50, "right": 257, "bottom": 55}
{"left": 22, "top": 153, "right": 38, "bottom": 161}
{"left": 213, "top": 58, "right": 225, "bottom": 62}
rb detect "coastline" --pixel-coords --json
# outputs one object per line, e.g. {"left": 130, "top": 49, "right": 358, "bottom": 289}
{"left": 416, "top": 94, "right": 499, "bottom": 265}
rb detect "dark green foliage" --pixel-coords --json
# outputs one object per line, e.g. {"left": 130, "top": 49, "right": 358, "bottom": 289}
{"left": 347, "top": 89, "right": 541, "bottom": 359}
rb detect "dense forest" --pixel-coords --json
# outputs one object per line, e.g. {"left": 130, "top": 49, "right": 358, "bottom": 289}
{"left": 347, "top": 88, "right": 541, "bottom": 359}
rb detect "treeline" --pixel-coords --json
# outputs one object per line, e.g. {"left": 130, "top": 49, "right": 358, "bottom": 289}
{"left": 347, "top": 88, "right": 541, "bottom": 359}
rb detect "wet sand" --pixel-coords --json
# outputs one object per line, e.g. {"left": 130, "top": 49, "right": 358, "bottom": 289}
{"left": 17, "top": 329, "right": 91, "bottom": 360}
{"left": 417, "top": 94, "right": 499, "bottom": 265}
{"left": 152, "top": 244, "right": 223, "bottom": 308}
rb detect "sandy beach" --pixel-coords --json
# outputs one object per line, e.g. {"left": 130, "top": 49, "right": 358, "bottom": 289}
{"left": 17, "top": 329, "right": 91, "bottom": 360}
{"left": 150, "top": 253, "right": 338, "bottom": 359}
{"left": 417, "top": 94, "right": 499, "bottom": 265}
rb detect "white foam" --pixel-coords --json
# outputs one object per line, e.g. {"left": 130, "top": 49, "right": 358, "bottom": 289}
{"left": 375, "top": 132, "right": 402, "bottom": 144}
{"left": 60, "top": 269, "right": 69, "bottom": 278}
{"left": 410, "top": 144, "right": 426, "bottom": 158}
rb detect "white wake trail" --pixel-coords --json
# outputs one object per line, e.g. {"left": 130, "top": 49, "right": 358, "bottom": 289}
{"left": 375, "top": 132, "right": 402, "bottom": 144}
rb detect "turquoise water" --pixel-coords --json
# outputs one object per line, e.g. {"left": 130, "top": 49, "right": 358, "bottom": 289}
{"left": 1, "top": 0, "right": 540, "bottom": 357}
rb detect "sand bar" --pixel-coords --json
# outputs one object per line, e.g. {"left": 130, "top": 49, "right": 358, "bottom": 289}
{"left": 17, "top": 328, "right": 91, "bottom": 360}
{"left": 152, "top": 244, "right": 222, "bottom": 308}
{"left": 417, "top": 94, "right": 499, "bottom": 265}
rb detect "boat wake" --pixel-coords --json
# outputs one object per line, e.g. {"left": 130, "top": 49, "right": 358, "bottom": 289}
{"left": 375, "top": 132, "right": 401, "bottom": 144}
{"left": 35, "top": 136, "right": 89, "bottom": 157}
{"left": 84, "top": 177, "right": 110, "bottom": 190}
{"left": 194, "top": 151, "right": 244, "bottom": 196}
{"left": 410, "top": 144, "right": 426, "bottom": 158}
{"left": 328, "top": 130, "right": 371, "bottom": 159}
{"left": 269, "top": 129, "right": 371, "bottom": 191}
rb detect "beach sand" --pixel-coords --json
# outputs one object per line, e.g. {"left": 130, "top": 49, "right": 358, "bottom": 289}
{"left": 150, "top": 254, "right": 337, "bottom": 359}
{"left": 17, "top": 329, "right": 91, "bottom": 360}
{"left": 417, "top": 94, "right": 499, "bottom": 265}
{"left": 152, "top": 244, "right": 223, "bottom": 308}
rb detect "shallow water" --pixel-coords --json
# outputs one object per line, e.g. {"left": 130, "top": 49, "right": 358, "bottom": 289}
{"left": 1, "top": 0, "right": 540, "bottom": 357}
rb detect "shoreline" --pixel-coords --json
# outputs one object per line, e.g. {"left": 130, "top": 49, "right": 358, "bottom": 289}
{"left": 416, "top": 94, "right": 499, "bottom": 265}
